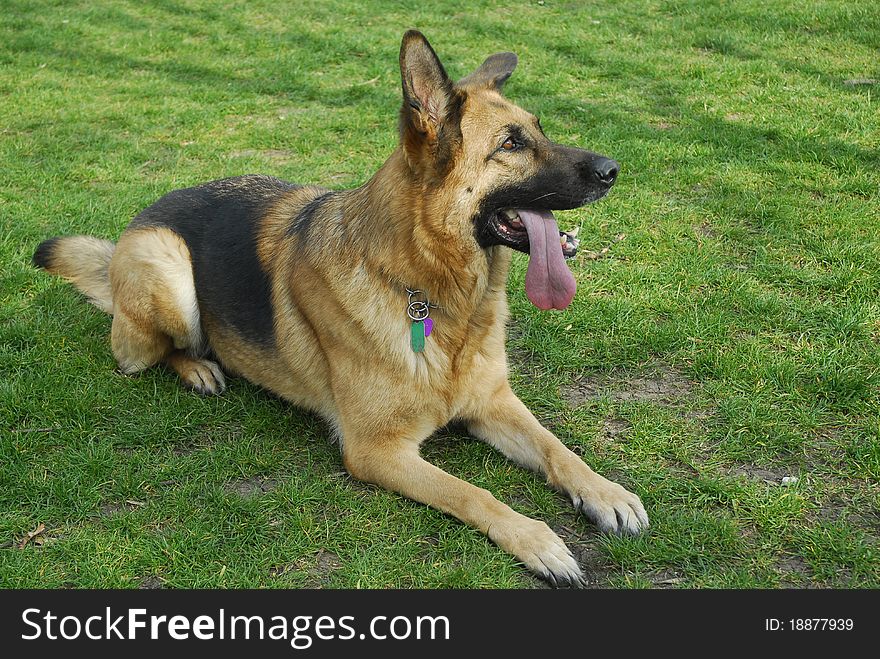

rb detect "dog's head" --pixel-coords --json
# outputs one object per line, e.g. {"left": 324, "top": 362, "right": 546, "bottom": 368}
{"left": 398, "top": 30, "right": 618, "bottom": 310}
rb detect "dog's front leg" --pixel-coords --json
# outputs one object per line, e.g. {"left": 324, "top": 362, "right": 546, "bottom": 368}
{"left": 340, "top": 429, "right": 585, "bottom": 586}
{"left": 466, "top": 383, "right": 649, "bottom": 535}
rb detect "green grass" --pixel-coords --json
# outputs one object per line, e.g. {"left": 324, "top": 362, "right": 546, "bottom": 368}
{"left": 2, "top": 0, "right": 878, "bottom": 588}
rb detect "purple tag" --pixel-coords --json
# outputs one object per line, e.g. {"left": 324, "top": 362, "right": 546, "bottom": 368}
{"left": 424, "top": 317, "right": 434, "bottom": 337}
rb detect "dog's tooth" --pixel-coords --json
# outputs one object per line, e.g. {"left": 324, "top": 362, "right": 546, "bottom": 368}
{"left": 560, "top": 230, "right": 581, "bottom": 257}
{"left": 566, "top": 227, "right": 579, "bottom": 238}
{"left": 501, "top": 209, "right": 519, "bottom": 221}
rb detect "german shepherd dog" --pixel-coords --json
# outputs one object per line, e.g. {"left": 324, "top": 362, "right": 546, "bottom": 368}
{"left": 33, "top": 30, "right": 648, "bottom": 586}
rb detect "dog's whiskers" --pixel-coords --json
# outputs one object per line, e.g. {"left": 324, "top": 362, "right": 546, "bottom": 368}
{"left": 529, "top": 191, "right": 558, "bottom": 204}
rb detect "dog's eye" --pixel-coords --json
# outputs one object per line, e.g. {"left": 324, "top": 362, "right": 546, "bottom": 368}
{"left": 501, "top": 138, "right": 517, "bottom": 151}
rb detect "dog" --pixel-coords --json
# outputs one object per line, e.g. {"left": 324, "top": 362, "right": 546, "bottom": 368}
{"left": 32, "top": 30, "right": 648, "bottom": 586}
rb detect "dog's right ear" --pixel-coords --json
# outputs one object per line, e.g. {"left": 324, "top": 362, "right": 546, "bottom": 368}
{"left": 399, "top": 30, "right": 460, "bottom": 171}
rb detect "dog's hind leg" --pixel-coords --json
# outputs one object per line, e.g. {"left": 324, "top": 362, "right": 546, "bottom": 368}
{"left": 165, "top": 350, "right": 226, "bottom": 395}
{"left": 109, "top": 227, "right": 225, "bottom": 394}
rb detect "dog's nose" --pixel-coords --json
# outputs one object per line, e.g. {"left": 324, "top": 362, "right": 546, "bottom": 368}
{"left": 594, "top": 157, "right": 619, "bottom": 186}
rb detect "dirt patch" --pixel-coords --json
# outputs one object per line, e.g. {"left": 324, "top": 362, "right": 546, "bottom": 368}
{"left": 775, "top": 555, "right": 813, "bottom": 587}
{"left": 694, "top": 220, "right": 716, "bottom": 239}
{"left": 569, "top": 544, "right": 614, "bottom": 588}
{"left": 597, "top": 417, "right": 632, "bottom": 443}
{"left": 99, "top": 500, "right": 146, "bottom": 517}
{"left": 812, "top": 492, "right": 879, "bottom": 531}
{"left": 271, "top": 549, "right": 342, "bottom": 587}
{"left": 801, "top": 432, "right": 849, "bottom": 473}
{"left": 815, "top": 494, "right": 849, "bottom": 523}
{"left": 726, "top": 464, "right": 797, "bottom": 486}
{"left": 312, "top": 549, "right": 342, "bottom": 576}
{"left": 138, "top": 575, "right": 165, "bottom": 589}
{"left": 225, "top": 477, "right": 277, "bottom": 498}
{"left": 846, "top": 505, "right": 880, "bottom": 536}
{"left": 647, "top": 571, "right": 687, "bottom": 588}
{"left": 562, "top": 365, "right": 696, "bottom": 408}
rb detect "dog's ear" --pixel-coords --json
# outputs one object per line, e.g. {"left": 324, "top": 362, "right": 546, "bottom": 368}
{"left": 399, "top": 30, "right": 454, "bottom": 134}
{"left": 398, "top": 30, "right": 461, "bottom": 174}
{"left": 457, "top": 52, "right": 518, "bottom": 91}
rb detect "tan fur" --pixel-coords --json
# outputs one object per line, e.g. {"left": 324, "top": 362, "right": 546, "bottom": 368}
{"left": 37, "top": 236, "right": 116, "bottom": 313}
{"left": 108, "top": 227, "right": 204, "bottom": 375}
{"left": 33, "top": 32, "right": 647, "bottom": 585}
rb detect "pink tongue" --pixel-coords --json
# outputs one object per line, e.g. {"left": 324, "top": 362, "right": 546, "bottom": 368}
{"left": 517, "top": 209, "right": 577, "bottom": 310}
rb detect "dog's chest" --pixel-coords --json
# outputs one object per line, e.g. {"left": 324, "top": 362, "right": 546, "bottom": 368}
{"left": 407, "top": 314, "right": 508, "bottom": 420}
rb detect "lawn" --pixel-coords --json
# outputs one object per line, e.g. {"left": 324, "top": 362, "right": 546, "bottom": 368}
{"left": 1, "top": 0, "right": 878, "bottom": 588}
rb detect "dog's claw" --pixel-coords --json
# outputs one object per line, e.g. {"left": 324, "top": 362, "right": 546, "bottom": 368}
{"left": 572, "top": 482, "right": 649, "bottom": 536}
{"left": 542, "top": 568, "right": 587, "bottom": 589}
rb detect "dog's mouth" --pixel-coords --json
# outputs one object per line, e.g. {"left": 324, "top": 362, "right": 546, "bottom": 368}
{"left": 491, "top": 209, "right": 529, "bottom": 247}
{"left": 492, "top": 209, "right": 580, "bottom": 257}
{"left": 490, "top": 208, "right": 581, "bottom": 311}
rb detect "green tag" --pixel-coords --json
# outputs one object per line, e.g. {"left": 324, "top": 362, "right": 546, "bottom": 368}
{"left": 411, "top": 321, "right": 425, "bottom": 352}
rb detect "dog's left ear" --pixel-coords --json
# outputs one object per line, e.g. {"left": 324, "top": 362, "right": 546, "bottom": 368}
{"left": 457, "top": 52, "right": 518, "bottom": 91}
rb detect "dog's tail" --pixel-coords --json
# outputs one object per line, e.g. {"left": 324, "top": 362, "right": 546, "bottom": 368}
{"left": 33, "top": 236, "right": 116, "bottom": 314}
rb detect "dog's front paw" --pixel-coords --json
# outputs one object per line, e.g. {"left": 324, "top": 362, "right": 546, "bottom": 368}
{"left": 571, "top": 475, "right": 649, "bottom": 536}
{"left": 488, "top": 515, "right": 585, "bottom": 587}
